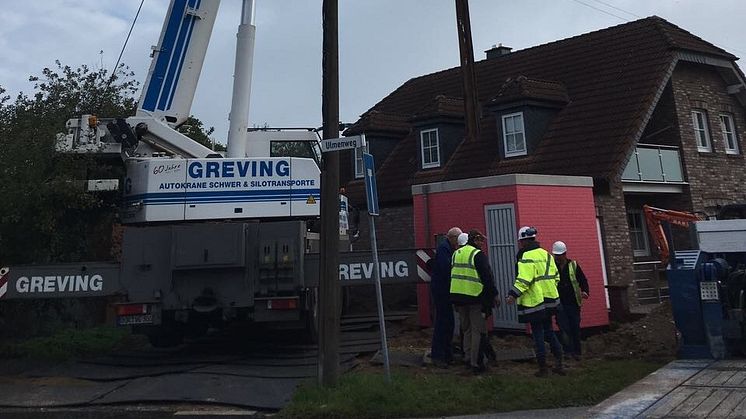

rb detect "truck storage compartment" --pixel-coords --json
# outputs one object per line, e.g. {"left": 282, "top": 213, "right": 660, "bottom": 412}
{"left": 172, "top": 223, "right": 246, "bottom": 268}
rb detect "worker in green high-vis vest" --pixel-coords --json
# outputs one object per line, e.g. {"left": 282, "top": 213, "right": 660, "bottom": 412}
{"left": 506, "top": 226, "right": 565, "bottom": 377}
{"left": 552, "top": 241, "right": 590, "bottom": 361}
{"left": 450, "top": 229, "right": 498, "bottom": 375}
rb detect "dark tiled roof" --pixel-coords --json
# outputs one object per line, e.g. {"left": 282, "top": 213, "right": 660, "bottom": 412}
{"left": 410, "top": 95, "right": 464, "bottom": 122}
{"left": 345, "top": 110, "right": 410, "bottom": 136}
{"left": 490, "top": 76, "right": 569, "bottom": 106}
{"left": 651, "top": 16, "right": 736, "bottom": 60}
{"left": 346, "top": 16, "right": 740, "bottom": 205}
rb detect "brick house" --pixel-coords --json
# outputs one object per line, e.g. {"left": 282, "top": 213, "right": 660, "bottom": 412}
{"left": 341, "top": 16, "right": 746, "bottom": 313}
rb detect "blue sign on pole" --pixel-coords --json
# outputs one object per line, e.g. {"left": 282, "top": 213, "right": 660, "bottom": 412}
{"left": 363, "top": 152, "right": 379, "bottom": 216}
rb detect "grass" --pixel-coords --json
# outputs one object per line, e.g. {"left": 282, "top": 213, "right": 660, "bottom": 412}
{"left": 280, "top": 359, "right": 665, "bottom": 418}
{"left": 0, "top": 326, "right": 129, "bottom": 360}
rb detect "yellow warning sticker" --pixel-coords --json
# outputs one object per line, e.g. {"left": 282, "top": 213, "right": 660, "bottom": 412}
{"left": 306, "top": 196, "right": 317, "bottom": 204}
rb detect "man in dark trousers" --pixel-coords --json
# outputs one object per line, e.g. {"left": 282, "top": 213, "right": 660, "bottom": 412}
{"left": 430, "top": 227, "right": 462, "bottom": 367}
{"left": 552, "top": 241, "right": 590, "bottom": 361}
{"left": 450, "top": 229, "right": 498, "bottom": 374}
{"left": 506, "top": 226, "right": 565, "bottom": 377}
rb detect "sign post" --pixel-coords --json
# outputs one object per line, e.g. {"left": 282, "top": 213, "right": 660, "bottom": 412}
{"left": 363, "top": 152, "right": 391, "bottom": 382}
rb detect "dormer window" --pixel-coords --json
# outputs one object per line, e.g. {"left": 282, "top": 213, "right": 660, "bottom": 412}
{"left": 502, "top": 112, "right": 526, "bottom": 157}
{"left": 420, "top": 128, "right": 441, "bottom": 168}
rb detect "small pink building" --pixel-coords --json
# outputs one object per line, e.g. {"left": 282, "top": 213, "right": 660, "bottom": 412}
{"left": 413, "top": 173, "right": 609, "bottom": 330}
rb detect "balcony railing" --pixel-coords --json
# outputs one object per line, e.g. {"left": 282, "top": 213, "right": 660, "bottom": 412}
{"left": 622, "top": 143, "right": 684, "bottom": 183}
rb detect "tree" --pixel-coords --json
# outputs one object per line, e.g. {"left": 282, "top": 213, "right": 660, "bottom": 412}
{"left": 178, "top": 116, "right": 226, "bottom": 151}
{"left": 0, "top": 61, "right": 138, "bottom": 264}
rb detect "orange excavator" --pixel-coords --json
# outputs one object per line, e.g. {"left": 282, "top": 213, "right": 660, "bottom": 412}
{"left": 642, "top": 204, "right": 704, "bottom": 266}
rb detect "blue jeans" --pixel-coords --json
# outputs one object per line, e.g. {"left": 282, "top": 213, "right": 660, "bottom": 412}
{"left": 557, "top": 304, "right": 582, "bottom": 355}
{"left": 431, "top": 292, "right": 454, "bottom": 362}
{"left": 530, "top": 315, "right": 562, "bottom": 361}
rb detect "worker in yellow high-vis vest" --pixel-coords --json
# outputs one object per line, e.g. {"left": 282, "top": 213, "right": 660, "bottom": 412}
{"left": 552, "top": 241, "right": 590, "bottom": 361}
{"left": 506, "top": 226, "right": 565, "bottom": 377}
{"left": 450, "top": 229, "right": 498, "bottom": 375}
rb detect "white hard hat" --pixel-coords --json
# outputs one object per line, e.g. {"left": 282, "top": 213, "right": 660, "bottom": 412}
{"left": 552, "top": 241, "right": 567, "bottom": 255}
{"left": 457, "top": 232, "right": 469, "bottom": 246}
{"left": 518, "top": 226, "right": 537, "bottom": 240}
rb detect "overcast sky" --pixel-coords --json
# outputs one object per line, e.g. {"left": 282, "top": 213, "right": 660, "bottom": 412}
{"left": 1, "top": 1, "right": 744, "bottom": 145}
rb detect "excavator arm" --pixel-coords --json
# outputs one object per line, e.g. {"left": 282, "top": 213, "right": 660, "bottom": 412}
{"left": 642, "top": 204, "right": 702, "bottom": 266}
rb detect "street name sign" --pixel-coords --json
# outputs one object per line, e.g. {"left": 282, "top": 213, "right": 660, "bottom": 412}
{"left": 319, "top": 134, "right": 366, "bottom": 153}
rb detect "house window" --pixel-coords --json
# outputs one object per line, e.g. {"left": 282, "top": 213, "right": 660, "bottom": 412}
{"left": 354, "top": 146, "right": 365, "bottom": 178}
{"left": 691, "top": 110, "right": 712, "bottom": 152}
{"left": 502, "top": 112, "right": 526, "bottom": 157}
{"left": 420, "top": 128, "right": 440, "bottom": 168}
{"left": 719, "top": 113, "right": 739, "bottom": 154}
{"left": 627, "top": 210, "right": 650, "bottom": 257}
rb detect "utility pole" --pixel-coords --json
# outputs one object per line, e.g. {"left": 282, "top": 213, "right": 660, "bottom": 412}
{"left": 318, "top": 0, "right": 341, "bottom": 387}
{"left": 455, "top": 0, "right": 480, "bottom": 141}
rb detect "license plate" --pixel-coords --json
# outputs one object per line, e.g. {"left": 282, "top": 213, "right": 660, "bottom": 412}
{"left": 118, "top": 314, "right": 153, "bottom": 325}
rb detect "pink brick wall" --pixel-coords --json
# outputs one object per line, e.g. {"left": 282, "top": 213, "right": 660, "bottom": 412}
{"left": 414, "top": 182, "right": 609, "bottom": 329}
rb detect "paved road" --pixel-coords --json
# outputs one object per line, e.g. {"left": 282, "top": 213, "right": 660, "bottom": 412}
{"left": 0, "top": 313, "right": 410, "bottom": 414}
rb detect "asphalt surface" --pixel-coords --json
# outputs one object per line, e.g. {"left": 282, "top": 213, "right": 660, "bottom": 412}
{"left": 0, "top": 313, "right": 406, "bottom": 415}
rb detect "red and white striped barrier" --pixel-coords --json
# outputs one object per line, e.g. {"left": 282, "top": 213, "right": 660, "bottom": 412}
{"left": 0, "top": 267, "right": 9, "bottom": 299}
{"left": 416, "top": 249, "right": 434, "bottom": 282}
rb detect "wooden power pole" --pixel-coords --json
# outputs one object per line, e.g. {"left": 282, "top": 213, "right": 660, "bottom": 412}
{"left": 318, "top": 0, "right": 341, "bottom": 387}
{"left": 455, "top": 0, "right": 481, "bottom": 141}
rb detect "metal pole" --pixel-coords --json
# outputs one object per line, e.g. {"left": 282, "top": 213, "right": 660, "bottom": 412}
{"left": 369, "top": 215, "right": 391, "bottom": 382}
{"left": 318, "top": 0, "right": 341, "bottom": 387}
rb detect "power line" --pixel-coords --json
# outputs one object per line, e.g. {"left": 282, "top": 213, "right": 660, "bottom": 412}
{"left": 590, "top": 0, "right": 641, "bottom": 19}
{"left": 569, "top": 0, "right": 629, "bottom": 22}
{"left": 571, "top": 0, "right": 746, "bottom": 58}
{"left": 111, "top": 0, "right": 146, "bottom": 81}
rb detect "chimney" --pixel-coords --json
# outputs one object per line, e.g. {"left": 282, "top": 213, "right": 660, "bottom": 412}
{"left": 485, "top": 43, "right": 512, "bottom": 59}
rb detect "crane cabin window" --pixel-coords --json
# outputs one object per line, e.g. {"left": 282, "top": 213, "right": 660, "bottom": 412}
{"left": 502, "top": 112, "right": 526, "bottom": 157}
{"left": 270, "top": 141, "right": 320, "bottom": 165}
{"left": 719, "top": 113, "right": 739, "bottom": 154}
{"left": 691, "top": 110, "right": 712, "bottom": 152}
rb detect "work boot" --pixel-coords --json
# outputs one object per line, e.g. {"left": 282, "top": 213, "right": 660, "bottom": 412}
{"left": 552, "top": 356, "right": 567, "bottom": 376}
{"left": 534, "top": 357, "right": 549, "bottom": 378}
{"left": 472, "top": 364, "right": 487, "bottom": 375}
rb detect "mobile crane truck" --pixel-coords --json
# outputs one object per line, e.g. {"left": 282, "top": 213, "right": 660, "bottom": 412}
{"left": 0, "top": 0, "right": 419, "bottom": 347}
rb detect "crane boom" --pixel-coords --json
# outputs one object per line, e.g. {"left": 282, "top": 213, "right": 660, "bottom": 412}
{"left": 137, "top": 0, "right": 220, "bottom": 127}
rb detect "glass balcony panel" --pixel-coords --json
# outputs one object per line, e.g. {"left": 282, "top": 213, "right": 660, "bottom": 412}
{"left": 660, "top": 149, "right": 683, "bottom": 182}
{"left": 622, "top": 154, "right": 640, "bottom": 180}
{"left": 637, "top": 148, "right": 664, "bottom": 181}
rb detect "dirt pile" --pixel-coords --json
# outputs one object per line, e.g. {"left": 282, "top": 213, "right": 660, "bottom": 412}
{"left": 388, "top": 302, "right": 677, "bottom": 362}
{"left": 585, "top": 302, "right": 677, "bottom": 360}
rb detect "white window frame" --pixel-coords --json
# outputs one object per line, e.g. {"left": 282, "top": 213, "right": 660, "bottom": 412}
{"left": 627, "top": 209, "right": 650, "bottom": 257}
{"left": 691, "top": 110, "right": 712, "bottom": 152}
{"left": 354, "top": 146, "right": 366, "bottom": 178}
{"left": 420, "top": 128, "right": 441, "bottom": 169}
{"left": 502, "top": 112, "right": 527, "bottom": 157}
{"left": 719, "top": 113, "right": 739, "bottom": 155}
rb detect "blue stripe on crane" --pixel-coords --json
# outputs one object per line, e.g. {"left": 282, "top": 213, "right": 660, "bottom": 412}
{"left": 157, "top": 0, "right": 199, "bottom": 112}
{"left": 166, "top": 0, "right": 201, "bottom": 111}
{"left": 141, "top": 0, "right": 189, "bottom": 112}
